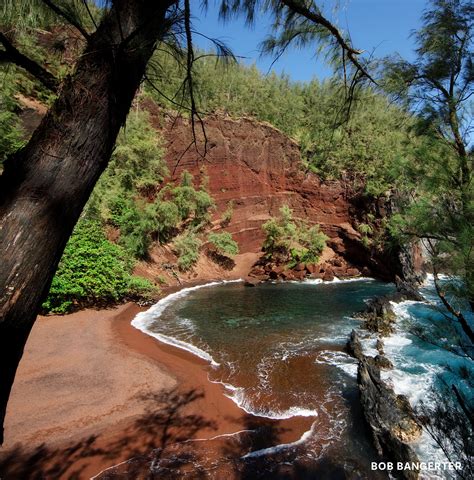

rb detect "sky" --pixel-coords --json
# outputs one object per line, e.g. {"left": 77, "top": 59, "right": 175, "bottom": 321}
{"left": 192, "top": 0, "right": 429, "bottom": 82}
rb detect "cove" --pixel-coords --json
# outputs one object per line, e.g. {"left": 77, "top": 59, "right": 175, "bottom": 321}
{"left": 132, "top": 278, "right": 396, "bottom": 476}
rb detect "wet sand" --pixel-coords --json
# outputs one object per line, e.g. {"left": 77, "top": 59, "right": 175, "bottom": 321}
{"left": 0, "top": 297, "right": 313, "bottom": 479}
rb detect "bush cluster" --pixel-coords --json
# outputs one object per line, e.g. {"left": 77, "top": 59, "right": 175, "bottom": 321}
{"left": 42, "top": 220, "right": 156, "bottom": 314}
{"left": 262, "top": 205, "right": 327, "bottom": 266}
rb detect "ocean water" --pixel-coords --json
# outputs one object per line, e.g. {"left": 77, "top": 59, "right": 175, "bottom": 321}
{"left": 132, "top": 278, "right": 396, "bottom": 477}
{"left": 128, "top": 277, "right": 472, "bottom": 479}
{"left": 379, "top": 276, "right": 473, "bottom": 478}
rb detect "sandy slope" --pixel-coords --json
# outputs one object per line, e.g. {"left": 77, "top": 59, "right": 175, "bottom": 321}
{"left": 2, "top": 304, "right": 176, "bottom": 449}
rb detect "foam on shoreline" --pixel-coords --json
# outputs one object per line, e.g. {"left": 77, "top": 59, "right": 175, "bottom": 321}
{"left": 132, "top": 280, "right": 242, "bottom": 366}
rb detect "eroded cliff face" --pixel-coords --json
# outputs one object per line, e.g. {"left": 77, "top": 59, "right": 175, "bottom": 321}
{"left": 156, "top": 112, "right": 408, "bottom": 282}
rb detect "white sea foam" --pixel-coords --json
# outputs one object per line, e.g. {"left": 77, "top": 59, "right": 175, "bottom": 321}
{"left": 241, "top": 421, "right": 316, "bottom": 459}
{"left": 223, "top": 384, "right": 318, "bottom": 420}
{"left": 382, "top": 294, "right": 457, "bottom": 475}
{"left": 216, "top": 379, "right": 318, "bottom": 420}
{"left": 302, "top": 276, "right": 375, "bottom": 285}
{"left": 176, "top": 316, "right": 196, "bottom": 332}
{"left": 132, "top": 280, "right": 241, "bottom": 366}
{"left": 314, "top": 350, "right": 358, "bottom": 378}
{"left": 359, "top": 336, "right": 379, "bottom": 358}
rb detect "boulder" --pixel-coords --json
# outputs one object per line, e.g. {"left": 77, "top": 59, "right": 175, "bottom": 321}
{"left": 305, "top": 263, "right": 315, "bottom": 274}
{"left": 323, "top": 271, "right": 335, "bottom": 282}
{"left": 281, "top": 270, "right": 296, "bottom": 281}
{"left": 346, "top": 267, "right": 361, "bottom": 277}
{"left": 333, "top": 258, "right": 343, "bottom": 267}
{"left": 293, "top": 270, "right": 306, "bottom": 280}
{"left": 243, "top": 276, "right": 260, "bottom": 287}
{"left": 374, "top": 354, "right": 393, "bottom": 370}
{"left": 347, "top": 330, "right": 364, "bottom": 361}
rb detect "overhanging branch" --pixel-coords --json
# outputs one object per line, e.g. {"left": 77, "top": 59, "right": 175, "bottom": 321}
{"left": 0, "top": 33, "right": 59, "bottom": 92}
{"left": 280, "top": 0, "right": 377, "bottom": 84}
{"left": 40, "top": 0, "right": 91, "bottom": 40}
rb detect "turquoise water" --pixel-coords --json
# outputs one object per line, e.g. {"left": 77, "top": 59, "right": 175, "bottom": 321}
{"left": 381, "top": 277, "right": 474, "bottom": 476}
{"left": 133, "top": 279, "right": 396, "bottom": 475}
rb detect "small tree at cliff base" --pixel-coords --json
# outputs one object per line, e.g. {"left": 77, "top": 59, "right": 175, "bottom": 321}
{"left": 262, "top": 205, "right": 328, "bottom": 267}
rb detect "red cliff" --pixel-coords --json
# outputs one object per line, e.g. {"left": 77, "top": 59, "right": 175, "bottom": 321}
{"left": 157, "top": 113, "right": 405, "bottom": 281}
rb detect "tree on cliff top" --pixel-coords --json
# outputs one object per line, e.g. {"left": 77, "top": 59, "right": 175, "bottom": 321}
{"left": 0, "top": 0, "right": 371, "bottom": 444}
{"left": 384, "top": 0, "right": 473, "bottom": 323}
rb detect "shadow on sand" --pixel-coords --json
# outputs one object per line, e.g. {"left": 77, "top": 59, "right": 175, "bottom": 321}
{"left": 0, "top": 388, "right": 215, "bottom": 479}
{"left": 0, "top": 385, "right": 387, "bottom": 479}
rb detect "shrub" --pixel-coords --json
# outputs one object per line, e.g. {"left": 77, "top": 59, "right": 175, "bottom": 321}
{"left": 173, "top": 232, "right": 202, "bottom": 271}
{"left": 0, "top": 81, "right": 24, "bottom": 169}
{"left": 262, "top": 205, "right": 327, "bottom": 265}
{"left": 221, "top": 200, "right": 234, "bottom": 226}
{"left": 208, "top": 232, "right": 239, "bottom": 256}
{"left": 171, "top": 181, "right": 215, "bottom": 226}
{"left": 127, "top": 276, "right": 157, "bottom": 301}
{"left": 42, "top": 220, "right": 137, "bottom": 313}
{"left": 152, "top": 200, "right": 180, "bottom": 241}
{"left": 357, "top": 223, "right": 373, "bottom": 235}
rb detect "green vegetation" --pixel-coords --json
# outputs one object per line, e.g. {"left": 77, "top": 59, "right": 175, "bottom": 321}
{"left": 41, "top": 111, "right": 216, "bottom": 312}
{"left": 0, "top": 74, "right": 25, "bottom": 169}
{"left": 86, "top": 111, "right": 215, "bottom": 256}
{"left": 381, "top": 0, "right": 473, "bottom": 469}
{"left": 208, "top": 232, "right": 239, "bottom": 256}
{"left": 262, "top": 205, "right": 327, "bottom": 266}
{"left": 42, "top": 220, "right": 155, "bottom": 314}
{"left": 173, "top": 232, "right": 202, "bottom": 271}
{"left": 220, "top": 200, "right": 234, "bottom": 227}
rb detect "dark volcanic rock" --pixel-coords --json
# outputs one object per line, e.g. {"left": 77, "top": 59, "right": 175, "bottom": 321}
{"left": 347, "top": 330, "right": 364, "bottom": 361}
{"left": 374, "top": 354, "right": 393, "bottom": 370}
{"left": 357, "top": 281, "right": 424, "bottom": 337}
{"left": 348, "top": 331, "right": 421, "bottom": 479}
{"left": 394, "top": 276, "right": 424, "bottom": 302}
{"left": 358, "top": 359, "right": 422, "bottom": 479}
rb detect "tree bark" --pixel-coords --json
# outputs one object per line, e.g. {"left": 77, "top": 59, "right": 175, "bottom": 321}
{"left": 0, "top": 0, "right": 176, "bottom": 444}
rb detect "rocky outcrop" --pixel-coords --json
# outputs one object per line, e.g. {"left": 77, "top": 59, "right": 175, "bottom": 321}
{"left": 347, "top": 277, "right": 427, "bottom": 478}
{"left": 247, "top": 254, "right": 366, "bottom": 282}
{"left": 355, "top": 279, "right": 424, "bottom": 335}
{"left": 348, "top": 331, "right": 422, "bottom": 479}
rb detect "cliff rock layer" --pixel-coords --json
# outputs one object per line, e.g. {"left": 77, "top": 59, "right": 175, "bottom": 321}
{"left": 158, "top": 113, "right": 407, "bottom": 281}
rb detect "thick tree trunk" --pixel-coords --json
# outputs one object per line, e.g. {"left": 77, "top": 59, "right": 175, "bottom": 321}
{"left": 0, "top": 0, "right": 175, "bottom": 444}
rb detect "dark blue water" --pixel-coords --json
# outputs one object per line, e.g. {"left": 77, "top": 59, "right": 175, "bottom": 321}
{"left": 130, "top": 277, "right": 472, "bottom": 478}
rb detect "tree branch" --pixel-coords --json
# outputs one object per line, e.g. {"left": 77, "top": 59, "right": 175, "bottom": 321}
{"left": 0, "top": 33, "right": 58, "bottom": 92}
{"left": 432, "top": 263, "right": 474, "bottom": 345}
{"left": 280, "top": 0, "right": 377, "bottom": 84}
{"left": 40, "top": 0, "right": 91, "bottom": 40}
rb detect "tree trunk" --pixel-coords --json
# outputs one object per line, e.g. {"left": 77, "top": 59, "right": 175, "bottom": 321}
{"left": 0, "top": 0, "right": 175, "bottom": 444}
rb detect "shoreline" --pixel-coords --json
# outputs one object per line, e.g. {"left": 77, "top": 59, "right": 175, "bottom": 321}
{"left": 0, "top": 279, "right": 315, "bottom": 479}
